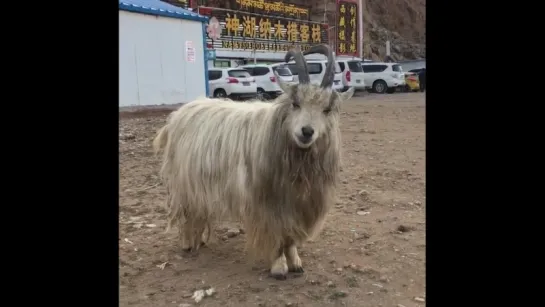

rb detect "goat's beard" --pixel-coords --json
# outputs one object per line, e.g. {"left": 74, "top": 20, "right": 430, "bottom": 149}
{"left": 288, "top": 136, "right": 318, "bottom": 153}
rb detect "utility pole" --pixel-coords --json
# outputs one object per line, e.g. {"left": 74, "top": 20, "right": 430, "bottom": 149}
{"left": 323, "top": 0, "right": 328, "bottom": 23}
{"left": 358, "top": 0, "right": 364, "bottom": 58}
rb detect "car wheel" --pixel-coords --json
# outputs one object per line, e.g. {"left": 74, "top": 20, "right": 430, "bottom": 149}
{"left": 214, "top": 89, "right": 227, "bottom": 98}
{"left": 257, "top": 88, "right": 271, "bottom": 100}
{"left": 372, "top": 80, "right": 387, "bottom": 94}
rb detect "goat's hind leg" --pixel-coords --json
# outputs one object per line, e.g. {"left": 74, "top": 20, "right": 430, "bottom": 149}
{"left": 284, "top": 238, "right": 304, "bottom": 273}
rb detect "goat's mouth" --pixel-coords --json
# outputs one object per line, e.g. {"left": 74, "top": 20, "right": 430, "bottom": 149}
{"left": 293, "top": 134, "right": 315, "bottom": 149}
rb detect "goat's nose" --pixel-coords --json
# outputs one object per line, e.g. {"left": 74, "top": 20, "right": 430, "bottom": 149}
{"left": 301, "top": 126, "right": 314, "bottom": 138}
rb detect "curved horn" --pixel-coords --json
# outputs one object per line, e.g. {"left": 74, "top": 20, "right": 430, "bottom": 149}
{"left": 303, "top": 44, "right": 335, "bottom": 88}
{"left": 285, "top": 46, "right": 310, "bottom": 84}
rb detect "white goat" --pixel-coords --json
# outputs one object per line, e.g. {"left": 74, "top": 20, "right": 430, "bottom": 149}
{"left": 153, "top": 44, "right": 355, "bottom": 280}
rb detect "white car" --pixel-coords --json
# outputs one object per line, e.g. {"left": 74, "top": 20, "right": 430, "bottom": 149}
{"left": 286, "top": 60, "right": 344, "bottom": 92}
{"left": 208, "top": 68, "right": 257, "bottom": 100}
{"left": 361, "top": 62, "right": 406, "bottom": 94}
{"left": 336, "top": 57, "right": 366, "bottom": 91}
{"left": 240, "top": 64, "right": 295, "bottom": 100}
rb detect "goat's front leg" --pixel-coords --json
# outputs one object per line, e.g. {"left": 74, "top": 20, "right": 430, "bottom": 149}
{"left": 269, "top": 246, "right": 288, "bottom": 280}
{"left": 180, "top": 221, "right": 194, "bottom": 252}
{"left": 284, "top": 239, "right": 304, "bottom": 273}
{"left": 181, "top": 220, "right": 206, "bottom": 253}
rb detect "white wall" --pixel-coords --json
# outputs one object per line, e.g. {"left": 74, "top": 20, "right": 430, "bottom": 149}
{"left": 119, "top": 11, "right": 205, "bottom": 107}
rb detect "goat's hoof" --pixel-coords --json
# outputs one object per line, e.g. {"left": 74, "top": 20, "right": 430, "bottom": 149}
{"left": 289, "top": 266, "right": 304, "bottom": 273}
{"left": 269, "top": 273, "right": 287, "bottom": 280}
{"left": 182, "top": 242, "right": 205, "bottom": 253}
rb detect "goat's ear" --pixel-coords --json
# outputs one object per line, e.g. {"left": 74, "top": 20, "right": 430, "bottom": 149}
{"left": 338, "top": 87, "right": 355, "bottom": 101}
{"left": 274, "top": 71, "right": 295, "bottom": 93}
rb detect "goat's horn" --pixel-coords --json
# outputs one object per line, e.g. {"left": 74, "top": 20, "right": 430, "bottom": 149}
{"left": 303, "top": 44, "right": 335, "bottom": 88}
{"left": 285, "top": 46, "right": 310, "bottom": 84}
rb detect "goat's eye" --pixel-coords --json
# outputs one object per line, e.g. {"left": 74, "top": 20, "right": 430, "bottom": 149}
{"left": 323, "top": 108, "right": 332, "bottom": 115}
{"left": 292, "top": 102, "right": 300, "bottom": 109}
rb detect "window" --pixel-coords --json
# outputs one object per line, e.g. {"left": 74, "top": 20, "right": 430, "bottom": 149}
{"left": 391, "top": 64, "right": 403, "bottom": 72}
{"left": 272, "top": 66, "right": 292, "bottom": 76}
{"left": 308, "top": 63, "right": 323, "bottom": 74}
{"left": 208, "top": 70, "right": 222, "bottom": 80}
{"left": 338, "top": 62, "right": 346, "bottom": 72}
{"left": 228, "top": 70, "right": 251, "bottom": 78}
{"left": 214, "top": 60, "right": 230, "bottom": 68}
{"left": 287, "top": 62, "right": 333, "bottom": 75}
{"left": 324, "top": 62, "right": 342, "bottom": 73}
{"left": 362, "top": 64, "right": 388, "bottom": 73}
{"left": 347, "top": 61, "right": 363, "bottom": 72}
{"left": 253, "top": 67, "right": 270, "bottom": 76}
{"left": 242, "top": 67, "right": 255, "bottom": 75}
{"left": 286, "top": 63, "right": 299, "bottom": 75}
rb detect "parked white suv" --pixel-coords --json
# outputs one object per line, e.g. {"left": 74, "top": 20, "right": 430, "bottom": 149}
{"left": 241, "top": 64, "right": 294, "bottom": 100}
{"left": 286, "top": 60, "right": 344, "bottom": 92}
{"left": 208, "top": 68, "right": 257, "bottom": 100}
{"left": 361, "top": 62, "right": 406, "bottom": 94}
{"left": 336, "top": 57, "right": 366, "bottom": 91}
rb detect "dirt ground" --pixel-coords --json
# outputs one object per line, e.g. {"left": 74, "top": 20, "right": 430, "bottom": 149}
{"left": 119, "top": 92, "right": 426, "bottom": 307}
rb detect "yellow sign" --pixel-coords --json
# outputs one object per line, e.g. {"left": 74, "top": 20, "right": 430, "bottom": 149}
{"left": 259, "top": 18, "right": 272, "bottom": 39}
{"left": 287, "top": 21, "right": 298, "bottom": 42}
{"left": 311, "top": 24, "right": 321, "bottom": 43}
{"left": 274, "top": 20, "right": 285, "bottom": 40}
{"left": 221, "top": 13, "right": 323, "bottom": 44}
{"left": 207, "top": 6, "right": 328, "bottom": 52}
{"left": 339, "top": 43, "right": 346, "bottom": 53}
{"left": 235, "top": 0, "right": 309, "bottom": 17}
{"left": 221, "top": 41, "right": 316, "bottom": 52}
{"left": 299, "top": 24, "right": 309, "bottom": 43}
{"left": 243, "top": 16, "right": 257, "bottom": 37}
{"left": 338, "top": 30, "right": 345, "bottom": 41}
{"left": 225, "top": 13, "right": 240, "bottom": 36}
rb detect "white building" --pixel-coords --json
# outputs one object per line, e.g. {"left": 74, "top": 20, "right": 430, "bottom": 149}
{"left": 119, "top": 0, "right": 209, "bottom": 107}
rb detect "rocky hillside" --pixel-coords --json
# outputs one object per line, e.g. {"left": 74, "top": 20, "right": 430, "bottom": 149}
{"left": 305, "top": 0, "right": 426, "bottom": 60}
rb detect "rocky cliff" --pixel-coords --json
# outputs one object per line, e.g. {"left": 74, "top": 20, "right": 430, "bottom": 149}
{"left": 297, "top": 0, "right": 426, "bottom": 60}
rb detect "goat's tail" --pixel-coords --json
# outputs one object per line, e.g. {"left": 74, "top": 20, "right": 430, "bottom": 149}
{"left": 152, "top": 125, "right": 168, "bottom": 156}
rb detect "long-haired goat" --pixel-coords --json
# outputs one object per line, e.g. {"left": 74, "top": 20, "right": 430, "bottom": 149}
{"left": 153, "top": 44, "right": 355, "bottom": 280}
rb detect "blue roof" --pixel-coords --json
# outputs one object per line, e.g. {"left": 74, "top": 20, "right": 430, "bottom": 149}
{"left": 119, "top": 0, "right": 208, "bottom": 23}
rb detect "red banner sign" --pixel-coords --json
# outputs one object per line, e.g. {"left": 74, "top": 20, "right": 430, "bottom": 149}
{"left": 336, "top": 0, "right": 359, "bottom": 56}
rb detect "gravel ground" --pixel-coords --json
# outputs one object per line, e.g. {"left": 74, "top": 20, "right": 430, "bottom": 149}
{"left": 119, "top": 92, "right": 426, "bottom": 307}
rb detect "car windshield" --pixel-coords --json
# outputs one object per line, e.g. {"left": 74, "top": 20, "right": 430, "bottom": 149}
{"left": 287, "top": 62, "right": 341, "bottom": 74}
{"left": 391, "top": 64, "right": 403, "bottom": 72}
{"left": 273, "top": 66, "right": 292, "bottom": 76}
{"left": 286, "top": 64, "right": 299, "bottom": 75}
{"left": 347, "top": 61, "right": 363, "bottom": 72}
{"left": 228, "top": 70, "right": 251, "bottom": 78}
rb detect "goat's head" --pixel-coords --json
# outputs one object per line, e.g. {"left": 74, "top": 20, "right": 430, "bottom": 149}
{"left": 274, "top": 44, "right": 355, "bottom": 149}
